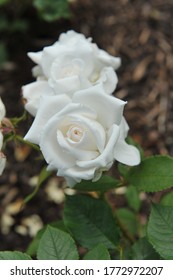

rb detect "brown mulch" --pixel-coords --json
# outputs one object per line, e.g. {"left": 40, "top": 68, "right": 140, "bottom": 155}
{"left": 0, "top": 0, "right": 173, "bottom": 251}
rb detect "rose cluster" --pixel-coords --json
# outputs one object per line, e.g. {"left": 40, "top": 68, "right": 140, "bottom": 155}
{"left": 23, "top": 30, "right": 140, "bottom": 187}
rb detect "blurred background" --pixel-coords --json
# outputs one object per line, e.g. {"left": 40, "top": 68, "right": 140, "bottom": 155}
{"left": 0, "top": 0, "right": 172, "bottom": 251}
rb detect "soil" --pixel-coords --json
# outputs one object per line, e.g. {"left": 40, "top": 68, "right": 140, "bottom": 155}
{"left": 0, "top": 0, "right": 173, "bottom": 252}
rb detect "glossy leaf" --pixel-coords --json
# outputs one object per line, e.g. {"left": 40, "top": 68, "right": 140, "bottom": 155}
{"left": 74, "top": 175, "right": 121, "bottom": 192}
{"left": 147, "top": 204, "right": 173, "bottom": 259}
{"left": 131, "top": 237, "right": 160, "bottom": 260}
{"left": 0, "top": 251, "right": 32, "bottom": 260}
{"left": 83, "top": 244, "right": 110, "bottom": 260}
{"left": 37, "top": 226, "right": 79, "bottom": 260}
{"left": 127, "top": 155, "right": 173, "bottom": 192}
{"left": 64, "top": 194, "right": 120, "bottom": 249}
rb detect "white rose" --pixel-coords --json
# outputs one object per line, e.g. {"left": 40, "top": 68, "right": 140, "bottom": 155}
{"left": 0, "top": 97, "right": 6, "bottom": 175}
{"left": 24, "top": 85, "right": 140, "bottom": 187}
{"left": 22, "top": 30, "right": 121, "bottom": 116}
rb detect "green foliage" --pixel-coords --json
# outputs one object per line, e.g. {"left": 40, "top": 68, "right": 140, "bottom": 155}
{"left": 33, "top": 0, "right": 71, "bottom": 21}
{"left": 37, "top": 226, "right": 79, "bottom": 260}
{"left": 126, "top": 155, "right": 173, "bottom": 192}
{"left": 0, "top": 0, "right": 9, "bottom": 5}
{"left": 64, "top": 194, "right": 120, "bottom": 249}
{"left": 83, "top": 244, "right": 111, "bottom": 260}
{"left": 147, "top": 204, "right": 173, "bottom": 260}
{"left": 115, "top": 208, "right": 138, "bottom": 240}
{"left": 125, "top": 185, "right": 141, "bottom": 212}
{"left": 0, "top": 251, "right": 32, "bottom": 260}
{"left": 26, "top": 221, "right": 67, "bottom": 256}
{"left": 131, "top": 237, "right": 160, "bottom": 260}
{"left": 160, "top": 191, "right": 173, "bottom": 207}
{"left": 24, "top": 166, "right": 52, "bottom": 203}
{"left": 74, "top": 175, "right": 121, "bottom": 192}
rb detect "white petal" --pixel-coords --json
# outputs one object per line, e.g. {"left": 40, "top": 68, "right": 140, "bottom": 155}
{"left": 40, "top": 123, "right": 75, "bottom": 171}
{"left": 97, "top": 49, "right": 121, "bottom": 70}
{"left": 28, "top": 51, "right": 42, "bottom": 64}
{"left": 97, "top": 67, "right": 118, "bottom": 94}
{"left": 0, "top": 132, "right": 3, "bottom": 149}
{"left": 49, "top": 76, "right": 81, "bottom": 96}
{"left": 114, "top": 141, "right": 141, "bottom": 166}
{"left": 0, "top": 152, "right": 6, "bottom": 175}
{"left": 77, "top": 124, "right": 119, "bottom": 169}
{"left": 22, "top": 81, "right": 53, "bottom": 116}
{"left": 0, "top": 98, "right": 6, "bottom": 121}
{"left": 57, "top": 165, "right": 96, "bottom": 187}
{"left": 62, "top": 114, "right": 106, "bottom": 152}
{"left": 42, "top": 44, "right": 69, "bottom": 77}
{"left": 57, "top": 130, "right": 99, "bottom": 161}
{"left": 73, "top": 84, "right": 126, "bottom": 128}
{"left": 24, "top": 94, "right": 71, "bottom": 144}
{"left": 119, "top": 117, "right": 129, "bottom": 139}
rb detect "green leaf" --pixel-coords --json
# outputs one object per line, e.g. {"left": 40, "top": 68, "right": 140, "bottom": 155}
{"left": 127, "top": 155, "right": 173, "bottom": 192}
{"left": 0, "top": 251, "right": 32, "bottom": 260}
{"left": 125, "top": 185, "right": 141, "bottom": 212}
{"left": 24, "top": 166, "right": 52, "bottom": 204}
{"left": 74, "top": 175, "right": 121, "bottom": 192}
{"left": 33, "top": 0, "right": 71, "bottom": 21}
{"left": 0, "top": 0, "right": 9, "bottom": 6}
{"left": 131, "top": 237, "right": 160, "bottom": 260}
{"left": 147, "top": 204, "right": 173, "bottom": 259}
{"left": 83, "top": 244, "right": 111, "bottom": 260}
{"left": 37, "top": 226, "right": 79, "bottom": 260}
{"left": 63, "top": 194, "right": 120, "bottom": 249}
{"left": 115, "top": 208, "right": 138, "bottom": 238}
{"left": 160, "top": 191, "right": 173, "bottom": 207}
{"left": 27, "top": 221, "right": 67, "bottom": 257}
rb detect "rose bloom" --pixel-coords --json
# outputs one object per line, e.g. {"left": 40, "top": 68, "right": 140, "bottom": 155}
{"left": 0, "top": 98, "right": 6, "bottom": 175}
{"left": 24, "top": 85, "right": 140, "bottom": 187}
{"left": 22, "top": 30, "right": 121, "bottom": 116}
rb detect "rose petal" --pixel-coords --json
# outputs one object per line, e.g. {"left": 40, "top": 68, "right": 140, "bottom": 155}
{"left": 49, "top": 76, "right": 81, "bottom": 96}
{"left": 27, "top": 51, "right": 42, "bottom": 64}
{"left": 22, "top": 81, "right": 54, "bottom": 116}
{"left": 0, "top": 131, "right": 3, "bottom": 149}
{"left": 0, "top": 152, "right": 6, "bottom": 175}
{"left": 97, "top": 48, "right": 121, "bottom": 70}
{"left": 57, "top": 165, "right": 96, "bottom": 187}
{"left": 73, "top": 84, "right": 126, "bottom": 128}
{"left": 77, "top": 124, "right": 119, "bottom": 169}
{"left": 24, "top": 95, "right": 71, "bottom": 144}
{"left": 97, "top": 66, "right": 118, "bottom": 94}
{"left": 57, "top": 130, "right": 99, "bottom": 161}
{"left": 61, "top": 114, "right": 106, "bottom": 153}
{"left": 114, "top": 141, "right": 141, "bottom": 166}
{"left": 0, "top": 98, "right": 6, "bottom": 121}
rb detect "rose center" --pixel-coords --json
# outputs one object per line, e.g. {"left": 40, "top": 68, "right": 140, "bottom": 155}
{"left": 66, "top": 125, "right": 84, "bottom": 142}
{"left": 60, "top": 63, "right": 80, "bottom": 78}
